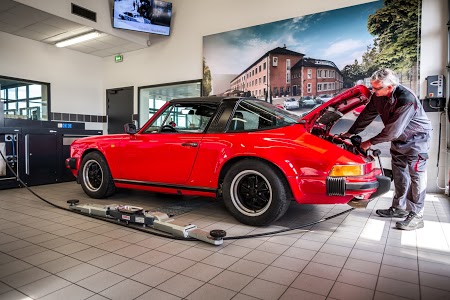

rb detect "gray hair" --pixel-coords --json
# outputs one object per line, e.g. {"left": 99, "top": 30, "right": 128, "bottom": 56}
{"left": 370, "top": 68, "right": 399, "bottom": 87}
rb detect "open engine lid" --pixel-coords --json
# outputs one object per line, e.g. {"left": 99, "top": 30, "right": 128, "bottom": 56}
{"left": 300, "top": 85, "right": 372, "bottom": 131}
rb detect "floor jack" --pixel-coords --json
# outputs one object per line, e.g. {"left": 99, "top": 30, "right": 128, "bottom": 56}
{"left": 67, "top": 200, "right": 226, "bottom": 245}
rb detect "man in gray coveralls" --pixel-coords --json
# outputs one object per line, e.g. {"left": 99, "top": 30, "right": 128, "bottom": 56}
{"left": 341, "top": 68, "right": 432, "bottom": 230}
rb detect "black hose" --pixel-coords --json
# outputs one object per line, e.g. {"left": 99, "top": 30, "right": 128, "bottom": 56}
{"left": 0, "top": 150, "right": 354, "bottom": 242}
{"left": 0, "top": 150, "right": 191, "bottom": 240}
{"left": 223, "top": 207, "right": 354, "bottom": 240}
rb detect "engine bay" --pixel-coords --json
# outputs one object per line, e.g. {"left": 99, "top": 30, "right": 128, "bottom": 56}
{"left": 299, "top": 85, "right": 374, "bottom": 158}
{"left": 311, "top": 126, "right": 367, "bottom": 156}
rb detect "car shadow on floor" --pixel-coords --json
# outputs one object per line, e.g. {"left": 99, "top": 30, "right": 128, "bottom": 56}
{"left": 24, "top": 182, "right": 358, "bottom": 234}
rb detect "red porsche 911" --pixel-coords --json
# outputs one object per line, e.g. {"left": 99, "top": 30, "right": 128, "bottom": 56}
{"left": 66, "top": 85, "right": 390, "bottom": 226}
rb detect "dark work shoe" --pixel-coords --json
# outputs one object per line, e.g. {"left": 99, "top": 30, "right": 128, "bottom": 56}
{"left": 376, "top": 207, "right": 409, "bottom": 218}
{"left": 396, "top": 212, "right": 424, "bottom": 230}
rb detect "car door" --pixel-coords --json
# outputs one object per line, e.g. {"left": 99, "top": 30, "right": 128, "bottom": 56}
{"left": 118, "top": 102, "right": 216, "bottom": 185}
{"left": 119, "top": 132, "right": 203, "bottom": 184}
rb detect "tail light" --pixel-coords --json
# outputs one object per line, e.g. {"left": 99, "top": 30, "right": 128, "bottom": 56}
{"left": 329, "top": 162, "right": 374, "bottom": 177}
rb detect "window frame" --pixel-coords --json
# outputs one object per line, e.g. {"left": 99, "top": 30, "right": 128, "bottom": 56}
{"left": 227, "top": 99, "right": 298, "bottom": 132}
{"left": 0, "top": 75, "right": 50, "bottom": 121}
{"left": 138, "top": 79, "right": 202, "bottom": 128}
{"left": 141, "top": 102, "right": 218, "bottom": 134}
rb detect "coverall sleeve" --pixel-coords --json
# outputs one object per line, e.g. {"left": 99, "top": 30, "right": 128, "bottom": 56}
{"left": 369, "top": 102, "right": 416, "bottom": 145}
{"left": 347, "top": 99, "right": 378, "bottom": 135}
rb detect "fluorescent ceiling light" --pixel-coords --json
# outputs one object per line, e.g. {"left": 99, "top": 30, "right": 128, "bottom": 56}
{"left": 55, "top": 31, "right": 100, "bottom": 47}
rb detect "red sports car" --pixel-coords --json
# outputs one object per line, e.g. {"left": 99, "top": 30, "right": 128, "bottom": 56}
{"left": 66, "top": 85, "right": 390, "bottom": 226}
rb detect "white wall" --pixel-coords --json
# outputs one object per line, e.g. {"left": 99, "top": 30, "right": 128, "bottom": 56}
{"left": 420, "top": 0, "right": 448, "bottom": 192}
{"left": 0, "top": 0, "right": 448, "bottom": 192}
{"left": 420, "top": 0, "right": 450, "bottom": 192}
{"left": 0, "top": 31, "right": 104, "bottom": 117}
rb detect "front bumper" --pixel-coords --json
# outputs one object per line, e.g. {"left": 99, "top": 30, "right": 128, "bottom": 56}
{"left": 65, "top": 157, "right": 77, "bottom": 169}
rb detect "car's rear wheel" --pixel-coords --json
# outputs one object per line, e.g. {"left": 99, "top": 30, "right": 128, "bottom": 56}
{"left": 80, "top": 152, "right": 116, "bottom": 198}
{"left": 222, "top": 160, "right": 291, "bottom": 226}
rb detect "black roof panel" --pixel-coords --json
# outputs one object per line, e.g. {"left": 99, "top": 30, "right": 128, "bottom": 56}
{"left": 169, "top": 96, "right": 243, "bottom": 104}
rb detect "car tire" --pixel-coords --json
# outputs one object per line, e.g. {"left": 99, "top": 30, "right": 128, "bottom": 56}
{"left": 222, "top": 159, "right": 291, "bottom": 226}
{"left": 80, "top": 152, "right": 116, "bottom": 198}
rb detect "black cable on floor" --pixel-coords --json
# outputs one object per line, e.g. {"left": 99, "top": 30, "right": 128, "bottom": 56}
{"left": 0, "top": 150, "right": 354, "bottom": 242}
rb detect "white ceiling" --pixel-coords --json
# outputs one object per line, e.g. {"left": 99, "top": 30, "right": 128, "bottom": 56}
{"left": 0, "top": 0, "right": 148, "bottom": 57}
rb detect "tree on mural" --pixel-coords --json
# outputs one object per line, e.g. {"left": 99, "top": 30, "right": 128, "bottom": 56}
{"left": 361, "top": 43, "right": 379, "bottom": 77}
{"left": 341, "top": 0, "right": 421, "bottom": 89}
{"left": 367, "top": 0, "right": 421, "bottom": 71}
{"left": 341, "top": 60, "right": 365, "bottom": 88}
{"left": 202, "top": 58, "right": 212, "bottom": 96}
{"left": 367, "top": 0, "right": 421, "bottom": 90}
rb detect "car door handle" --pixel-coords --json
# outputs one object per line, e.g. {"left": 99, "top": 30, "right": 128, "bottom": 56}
{"left": 181, "top": 142, "right": 198, "bottom": 147}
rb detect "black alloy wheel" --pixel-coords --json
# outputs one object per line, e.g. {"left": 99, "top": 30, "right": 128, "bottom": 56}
{"left": 222, "top": 160, "right": 291, "bottom": 226}
{"left": 80, "top": 152, "right": 116, "bottom": 198}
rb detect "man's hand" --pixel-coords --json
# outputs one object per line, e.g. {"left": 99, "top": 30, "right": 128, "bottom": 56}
{"left": 360, "top": 140, "right": 372, "bottom": 151}
{"left": 339, "top": 132, "right": 352, "bottom": 139}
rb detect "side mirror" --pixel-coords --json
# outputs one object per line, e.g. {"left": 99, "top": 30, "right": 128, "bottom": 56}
{"left": 124, "top": 123, "right": 137, "bottom": 134}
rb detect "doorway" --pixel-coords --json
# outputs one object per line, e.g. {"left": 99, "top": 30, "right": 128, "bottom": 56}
{"left": 106, "top": 87, "right": 133, "bottom": 134}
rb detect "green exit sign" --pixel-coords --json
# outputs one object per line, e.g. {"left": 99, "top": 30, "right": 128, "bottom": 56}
{"left": 115, "top": 54, "right": 123, "bottom": 63}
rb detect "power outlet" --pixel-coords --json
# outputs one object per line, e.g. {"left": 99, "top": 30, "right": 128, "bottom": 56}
{"left": 5, "top": 134, "right": 17, "bottom": 142}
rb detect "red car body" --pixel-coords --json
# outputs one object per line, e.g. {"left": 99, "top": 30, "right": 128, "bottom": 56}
{"left": 67, "top": 85, "right": 390, "bottom": 226}
{"left": 353, "top": 105, "right": 366, "bottom": 116}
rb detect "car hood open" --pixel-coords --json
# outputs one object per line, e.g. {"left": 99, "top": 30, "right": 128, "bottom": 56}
{"left": 299, "top": 85, "right": 372, "bottom": 131}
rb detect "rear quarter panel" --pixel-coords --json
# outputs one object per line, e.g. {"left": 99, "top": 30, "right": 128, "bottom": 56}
{"left": 188, "top": 124, "right": 363, "bottom": 200}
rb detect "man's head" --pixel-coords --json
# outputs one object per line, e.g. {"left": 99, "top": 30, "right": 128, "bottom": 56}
{"left": 370, "top": 68, "right": 399, "bottom": 97}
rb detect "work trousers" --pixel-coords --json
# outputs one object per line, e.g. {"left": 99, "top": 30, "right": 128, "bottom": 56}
{"left": 390, "top": 132, "right": 431, "bottom": 216}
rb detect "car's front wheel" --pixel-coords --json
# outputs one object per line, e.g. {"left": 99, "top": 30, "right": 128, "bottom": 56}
{"left": 222, "top": 160, "right": 291, "bottom": 226}
{"left": 79, "top": 152, "right": 116, "bottom": 199}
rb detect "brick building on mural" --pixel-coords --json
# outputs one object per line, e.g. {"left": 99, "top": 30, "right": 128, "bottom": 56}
{"left": 230, "top": 46, "right": 344, "bottom": 99}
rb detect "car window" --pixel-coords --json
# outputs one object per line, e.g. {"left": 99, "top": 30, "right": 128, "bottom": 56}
{"left": 142, "top": 103, "right": 217, "bottom": 134}
{"left": 228, "top": 99, "right": 298, "bottom": 132}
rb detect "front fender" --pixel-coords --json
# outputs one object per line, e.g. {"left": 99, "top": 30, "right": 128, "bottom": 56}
{"left": 70, "top": 135, "right": 125, "bottom": 178}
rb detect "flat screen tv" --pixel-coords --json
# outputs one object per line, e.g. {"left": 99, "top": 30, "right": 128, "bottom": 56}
{"left": 113, "top": 0, "right": 172, "bottom": 36}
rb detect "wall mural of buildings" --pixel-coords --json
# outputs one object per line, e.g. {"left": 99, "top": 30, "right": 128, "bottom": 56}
{"left": 228, "top": 47, "right": 344, "bottom": 99}
{"left": 202, "top": 0, "right": 421, "bottom": 100}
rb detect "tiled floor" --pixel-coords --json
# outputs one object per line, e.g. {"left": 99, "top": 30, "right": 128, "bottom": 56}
{"left": 0, "top": 182, "right": 449, "bottom": 300}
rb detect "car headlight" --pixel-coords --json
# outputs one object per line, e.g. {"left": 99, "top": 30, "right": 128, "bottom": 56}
{"left": 329, "top": 164, "right": 364, "bottom": 177}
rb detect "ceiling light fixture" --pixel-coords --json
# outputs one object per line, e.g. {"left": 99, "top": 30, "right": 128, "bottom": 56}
{"left": 55, "top": 31, "right": 100, "bottom": 47}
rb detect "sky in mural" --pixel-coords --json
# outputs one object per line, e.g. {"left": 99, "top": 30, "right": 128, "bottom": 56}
{"left": 203, "top": 1, "right": 382, "bottom": 77}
